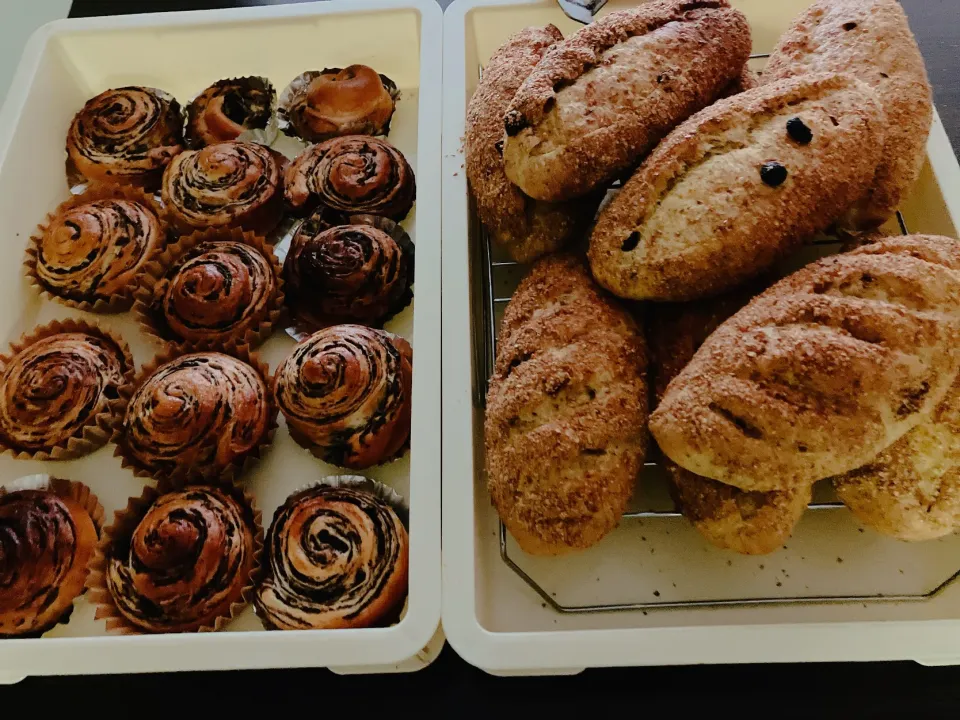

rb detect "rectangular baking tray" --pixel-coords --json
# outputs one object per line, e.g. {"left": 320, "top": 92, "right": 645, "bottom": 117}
{"left": 441, "top": 0, "right": 960, "bottom": 674}
{"left": 0, "top": 0, "right": 443, "bottom": 681}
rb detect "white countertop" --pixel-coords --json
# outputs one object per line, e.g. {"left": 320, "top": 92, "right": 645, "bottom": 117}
{"left": 0, "top": 0, "right": 71, "bottom": 104}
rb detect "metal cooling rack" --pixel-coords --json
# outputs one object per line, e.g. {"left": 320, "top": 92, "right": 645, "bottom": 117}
{"left": 475, "top": 54, "right": 959, "bottom": 614}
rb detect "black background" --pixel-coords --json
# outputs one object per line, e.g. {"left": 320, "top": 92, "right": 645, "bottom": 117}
{"left": 2, "top": 0, "right": 959, "bottom": 715}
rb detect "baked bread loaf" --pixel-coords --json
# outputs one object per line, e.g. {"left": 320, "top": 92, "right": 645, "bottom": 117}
{"left": 185, "top": 77, "right": 276, "bottom": 147}
{"left": 501, "top": 0, "right": 751, "bottom": 202}
{"left": 588, "top": 73, "right": 886, "bottom": 301}
{"left": 650, "top": 236, "right": 960, "bottom": 493}
{"left": 650, "top": 288, "right": 810, "bottom": 555}
{"left": 764, "top": 0, "right": 932, "bottom": 229}
{"left": 466, "top": 25, "right": 596, "bottom": 263}
{"left": 834, "top": 376, "right": 960, "bottom": 542}
{"left": 485, "top": 255, "right": 648, "bottom": 555}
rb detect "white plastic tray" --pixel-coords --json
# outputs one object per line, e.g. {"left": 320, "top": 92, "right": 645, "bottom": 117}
{"left": 441, "top": 0, "right": 960, "bottom": 674}
{"left": 0, "top": 0, "right": 443, "bottom": 681}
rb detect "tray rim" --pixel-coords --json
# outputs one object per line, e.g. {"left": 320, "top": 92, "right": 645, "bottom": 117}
{"left": 0, "top": 0, "right": 443, "bottom": 680}
{"left": 440, "top": 0, "right": 960, "bottom": 674}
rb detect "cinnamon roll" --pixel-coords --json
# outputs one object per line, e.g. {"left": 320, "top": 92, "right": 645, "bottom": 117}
{"left": 284, "top": 136, "right": 415, "bottom": 220}
{"left": 104, "top": 486, "right": 257, "bottom": 633}
{"left": 274, "top": 325, "right": 411, "bottom": 468}
{"left": 119, "top": 351, "right": 273, "bottom": 479}
{"left": 0, "top": 486, "right": 99, "bottom": 637}
{"left": 284, "top": 215, "right": 413, "bottom": 328}
{"left": 66, "top": 86, "right": 184, "bottom": 189}
{"left": 278, "top": 66, "right": 399, "bottom": 143}
{"left": 0, "top": 327, "right": 131, "bottom": 457}
{"left": 144, "top": 236, "right": 281, "bottom": 346}
{"left": 162, "top": 141, "right": 284, "bottom": 234}
{"left": 185, "top": 77, "right": 276, "bottom": 147}
{"left": 255, "top": 485, "right": 408, "bottom": 630}
{"left": 29, "top": 192, "right": 164, "bottom": 308}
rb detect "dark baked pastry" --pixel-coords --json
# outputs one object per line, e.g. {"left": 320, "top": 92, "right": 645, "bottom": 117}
{"left": 119, "top": 350, "right": 272, "bottom": 479}
{"left": 255, "top": 485, "right": 408, "bottom": 630}
{"left": 66, "top": 86, "right": 184, "bottom": 189}
{"left": 0, "top": 326, "right": 131, "bottom": 458}
{"left": 104, "top": 486, "right": 256, "bottom": 633}
{"left": 284, "top": 214, "right": 413, "bottom": 328}
{"left": 161, "top": 140, "right": 284, "bottom": 234}
{"left": 29, "top": 190, "right": 164, "bottom": 309}
{"left": 284, "top": 136, "right": 415, "bottom": 219}
{"left": 0, "top": 487, "right": 99, "bottom": 637}
{"left": 143, "top": 237, "right": 281, "bottom": 346}
{"left": 278, "top": 66, "right": 399, "bottom": 142}
{"left": 274, "top": 325, "right": 412, "bottom": 468}
{"left": 185, "top": 77, "right": 275, "bottom": 147}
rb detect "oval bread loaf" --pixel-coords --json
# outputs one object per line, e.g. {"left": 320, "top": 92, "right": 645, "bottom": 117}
{"left": 765, "top": 0, "right": 933, "bottom": 229}
{"left": 501, "top": 0, "right": 751, "bottom": 202}
{"left": 485, "top": 255, "right": 648, "bottom": 556}
{"left": 465, "top": 25, "right": 597, "bottom": 263}
{"left": 588, "top": 73, "right": 886, "bottom": 301}
{"left": 834, "top": 376, "right": 960, "bottom": 542}
{"left": 651, "top": 287, "right": 810, "bottom": 555}
{"left": 649, "top": 236, "right": 960, "bottom": 493}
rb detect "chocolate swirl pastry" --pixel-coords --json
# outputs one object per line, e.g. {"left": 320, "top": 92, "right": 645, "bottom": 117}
{"left": 284, "top": 215, "right": 413, "bottom": 328}
{"left": 255, "top": 485, "right": 408, "bottom": 630}
{"left": 32, "top": 198, "right": 163, "bottom": 306}
{"left": 0, "top": 331, "right": 129, "bottom": 456}
{"left": 185, "top": 77, "right": 275, "bottom": 147}
{"left": 162, "top": 141, "right": 284, "bottom": 234}
{"left": 274, "top": 325, "right": 412, "bottom": 468}
{"left": 105, "top": 486, "right": 256, "bottom": 633}
{"left": 66, "top": 86, "right": 184, "bottom": 189}
{"left": 148, "top": 239, "right": 280, "bottom": 346}
{"left": 278, "top": 66, "right": 399, "bottom": 143}
{"left": 284, "top": 136, "right": 415, "bottom": 220}
{"left": 120, "top": 352, "right": 272, "bottom": 479}
{"left": 0, "top": 489, "right": 99, "bottom": 637}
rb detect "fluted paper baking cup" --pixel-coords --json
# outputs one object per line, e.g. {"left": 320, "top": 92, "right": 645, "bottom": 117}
{"left": 86, "top": 481, "right": 263, "bottom": 635}
{"left": 112, "top": 342, "right": 278, "bottom": 484}
{"left": 0, "top": 474, "right": 105, "bottom": 637}
{"left": 0, "top": 319, "right": 135, "bottom": 461}
{"left": 133, "top": 227, "right": 285, "bottom": 350}
{"left": 25, "top": 183, "right": 169, "bottom": 313}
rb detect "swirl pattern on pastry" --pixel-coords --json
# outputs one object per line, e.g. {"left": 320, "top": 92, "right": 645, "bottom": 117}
{"left": 35, "top": 199, "right": 163, "bottom": 304}
{"left": 254, "top": 485, "right": 408, "bottom": 630}
{"left": 274, "top": 325, "right": 412, "bottom": 468}
{"left": 0, "top": 490, "right": 98, "bottom": 636}
{"left": 185, "top": 77, "right": 275, "bottom": 147}
{"left": 154, "top": 240, "right": 278, "bottom": 344}
{"left": 122, "top": 352, "right": 270, "bottom": 477}
{"left": 278, "top": 66, "right": 398, "bottom": 142}
{"left": 0, "top": 333, "right": 127, "bottom": 454}
{"left": 105, "top": 486, "right": 255, "bottom": 633}
{"left": 161, "top": 141, "right": 283, "bottom": 234}
{"left": 284, "top": 220, "right": 412, "bottom": 326}
{"left": 284, "top": 136, "right": 415, "bottom": 219}
{"left": 66, "top": 86, "right": 184, "bottom": 188}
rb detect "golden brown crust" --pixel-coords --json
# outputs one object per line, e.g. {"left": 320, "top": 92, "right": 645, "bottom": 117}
{"left": 466, "top": 25, "right": 597, "bottom": 263}
{"left": 502, "top": 1, "right": 751, "bottom": 202}
{"left": 588, "top": 73, "right": 886, "bottom": 301}
{"left": 764, "top": 0, "right": 932, "bottom": 228}
{"left": 834, "top": 376, "right": 960, "bottom": 542}
{"left": 485, "top": 255, "right": 648, "bottom": 555}
{"left": 650, "top": 235, "right": 960, "bottom": 493}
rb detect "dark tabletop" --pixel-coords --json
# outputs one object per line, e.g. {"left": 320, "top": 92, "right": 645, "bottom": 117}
{"left": 3, "top": 1, "right": 959, "bottom": 715}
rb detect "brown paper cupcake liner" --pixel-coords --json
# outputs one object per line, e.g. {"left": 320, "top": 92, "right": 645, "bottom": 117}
{"left": 111, "top": 341, "right": 278, "bottom": 484}
{"left": 132, "top": 227, "right": 286, "bottom": 350}
{"left": 0, "top": 474, "right": 105, "bottom": 637}
{"left": 0, "top": 319, "right": 136, "bottom": 461}
{"left": 86, "top": 480, "right": 263, "bottom": 635}
{"left": 25, "top": 183, "right": 170, "bottom": 313}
